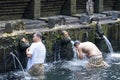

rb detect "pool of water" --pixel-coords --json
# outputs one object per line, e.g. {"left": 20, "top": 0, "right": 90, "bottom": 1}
{"left": 0, "top": 53, "right": 120, "bottom": 80}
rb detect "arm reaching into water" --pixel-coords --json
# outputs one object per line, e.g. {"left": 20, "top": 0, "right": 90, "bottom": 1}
{"left": 76, "top": 47, "right": 83, "bottom": 60}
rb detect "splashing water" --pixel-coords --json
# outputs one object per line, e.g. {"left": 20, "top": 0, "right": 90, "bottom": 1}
{"left": 70, "top": 40, "right": 78, "bottom": 60}
{"left": 69, "top": 40, "right": 88, "bottom": 67}
{"left": 103, "top": 35, "right": 113, "bottom": 53}
{"left": 106, "top": 52, "right": 120, "bottom": 63}
{"left": 10, "top": 52, "right": 25, "bottom": 77}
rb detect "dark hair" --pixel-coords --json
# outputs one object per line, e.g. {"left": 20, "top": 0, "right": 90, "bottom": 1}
{"left": 35, "top": 32, "right": 42, "bottom": 39}
{"left": 74, "top": 40, "right": 80, "bottom": 47}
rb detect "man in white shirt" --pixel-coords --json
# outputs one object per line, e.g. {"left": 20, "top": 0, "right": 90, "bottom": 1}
{"left": 26, "top": 32, "right": 46, "bottom": 79}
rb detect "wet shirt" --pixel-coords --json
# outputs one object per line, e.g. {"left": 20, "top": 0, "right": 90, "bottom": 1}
{"left": 27, "top": 42, "right": 46, "bottom": 70}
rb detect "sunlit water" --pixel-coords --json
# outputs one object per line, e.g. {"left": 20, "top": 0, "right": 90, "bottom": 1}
{"left": 0, "top": 52, "right": 120, "bottom": 80}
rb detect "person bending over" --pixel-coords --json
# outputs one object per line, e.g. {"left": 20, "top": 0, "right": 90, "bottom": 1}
{"left": 74, "top": 40, "right": 109, "bottom": 70}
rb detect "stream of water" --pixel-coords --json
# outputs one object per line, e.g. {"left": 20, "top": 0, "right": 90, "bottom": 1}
{"left": 103, "top": 35, "right": 114, "bottom": 53}
{"left": 10, "top": 52, "right": 25, "bottom": 77}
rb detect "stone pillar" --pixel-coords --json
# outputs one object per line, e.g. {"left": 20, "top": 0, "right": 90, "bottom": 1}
{"left": 94, "top": 0, "right": 103, "bottom": 13}
{"left": 61, "top": 0, "right": 76, "bottom": 16}
{"left": 24, "top": 0, "right": 41, "bottom": 19}
{"left": 70, "top": 0, "right": 76, "bottom": 15}
{"left": 33, "top": 0, "right": 41, "bottom": 19}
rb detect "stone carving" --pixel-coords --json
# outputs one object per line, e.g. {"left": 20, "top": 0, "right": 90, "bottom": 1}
{"left": 86, "top": 0, "right": 94, "bottom": 15}
{"left": 96, "top": 20, "right": 104, "bottom": 38}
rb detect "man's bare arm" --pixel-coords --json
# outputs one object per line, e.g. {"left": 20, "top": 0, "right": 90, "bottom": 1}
{"left": 77, "top": 48, "right": 83, "bottom": 60}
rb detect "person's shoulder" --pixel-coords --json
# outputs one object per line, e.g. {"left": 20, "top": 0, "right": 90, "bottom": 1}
{"left": 82, "top": 41, "right": 94, "bottom": 45}
{"left": 37, "top": 42, "right": 45, "bottom": 46}
{"left": 31, "top": 42, "right": 37, "bottom": 46}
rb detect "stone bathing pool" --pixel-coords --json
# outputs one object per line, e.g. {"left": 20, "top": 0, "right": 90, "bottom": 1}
{"left": 0, "top": 14, "right": 120, "bottom": 80}
{"left": 0, "top": 52, "right": 120, "bottom": 80}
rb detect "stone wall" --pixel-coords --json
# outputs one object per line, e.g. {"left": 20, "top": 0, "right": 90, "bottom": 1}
{"left": 95, "top": 22, "right": 120, "bottom": 52}
{"left": 0, "top": 0, "right": 30, "bottom": 20}
{"left": 103, "top": 0, "right": 117, "bottom": 11}
{"left": 41, "top": 0, "right": 65, "bottom": 17}
{"left": 102, "top": 23, "right": 120, "bottom": 52}
{"left": 76, "top": 0, "right": 87, "bottom": 14}
{"left": 0, "top": 0, "right": 120, "bottom": 20}
{"left": 76, "top": 0, "right": 118, "bottom": 14}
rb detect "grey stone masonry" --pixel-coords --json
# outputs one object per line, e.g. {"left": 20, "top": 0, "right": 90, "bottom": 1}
{"left": 33, "top": 0, "right": 41, "bottom": 19}
{"left": 70, "top": 0, "right": 77, "bottom": 15}
{"left": 61, "top": 0, "right": 76, "bottom": 16}
{"left": 94, "top": 0, "right": 103, "bottom": 13}
{"left": 24, "top": 0, "right": 41, "bottom": 19}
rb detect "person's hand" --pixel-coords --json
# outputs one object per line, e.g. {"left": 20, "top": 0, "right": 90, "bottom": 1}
{"left": 26, "top": 47, "right": 30, "bottom": 53}
{"left": 74, "top": 47, "right": 78, "bottom": 53}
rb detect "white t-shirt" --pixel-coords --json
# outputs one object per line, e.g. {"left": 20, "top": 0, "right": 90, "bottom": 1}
{"left": 27, "top": 41, "right": 46, "bottom": 70}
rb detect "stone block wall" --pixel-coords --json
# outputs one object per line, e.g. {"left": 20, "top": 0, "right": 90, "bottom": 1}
{"left": 103, "top": 0, "right": 117, "bottom": 11}
{"left": 0, "top": 0, "right": 120, "bottom": 20}
{"left": 41, "top": 0, "right": 65, "bottom": 17}
{"left": 76, "top": 0, "right": 87, "bottom": 14}
{"left": 0, "top": 0, "right": 30, "bottom": 20}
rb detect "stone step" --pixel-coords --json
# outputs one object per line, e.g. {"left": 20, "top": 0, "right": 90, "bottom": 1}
{"left": 0, "top": 9, "right": 25, "bottom": 15}
{"left": 38, "top": 15, "right": 80, "bottom": 27}
{"left": 0, "top": 6, "right": 27, "bottom": 10}
{"left": 0, "top": 3, "right": 28, "bottom": 7}
{"left": 23, "top": 20, "right": 46, "bottom": 25}
{"left": 0, "top": 19, "right": 48, "bottom": 30}
{"left": 0, "top": 0, "right": 30, "bottom": 16}
{"left": 25, "top": 23, "right": 48, "bottom": 29}
{"left": 0, "top": 0, "right": 30, "bottom": 4}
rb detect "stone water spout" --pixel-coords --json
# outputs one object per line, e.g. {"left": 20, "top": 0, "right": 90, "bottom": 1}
{"left": 96, "top": 20, "right": 104, "bottom": 38}
{"left": 95, "top": 20, "right": 114, "bottom": 52}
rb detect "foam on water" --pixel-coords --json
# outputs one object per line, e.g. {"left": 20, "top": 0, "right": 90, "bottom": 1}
{"left": 106, "top": 53, "right": 120, "bottom": 63}
{"left": 62, "top": 59, "right": 88, "bottom": 71}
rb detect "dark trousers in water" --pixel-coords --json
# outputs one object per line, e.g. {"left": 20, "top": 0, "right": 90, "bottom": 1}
{"left": 28, "top": 64, "right": 44, "bottom": 80}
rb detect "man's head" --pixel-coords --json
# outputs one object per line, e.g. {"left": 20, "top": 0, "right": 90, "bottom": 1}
{"left": 74, "top": 40, "right": 81, "bottom": 48}
{"left": 33, "top": 32, "right": 42, "bottom": 42}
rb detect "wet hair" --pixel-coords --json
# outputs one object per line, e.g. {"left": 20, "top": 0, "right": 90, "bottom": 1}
{"left": 35, "top": 32, "right": 42, "bottom": 39}
{"left": 74, "top": 40, "right": 80, "bottom": 47}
